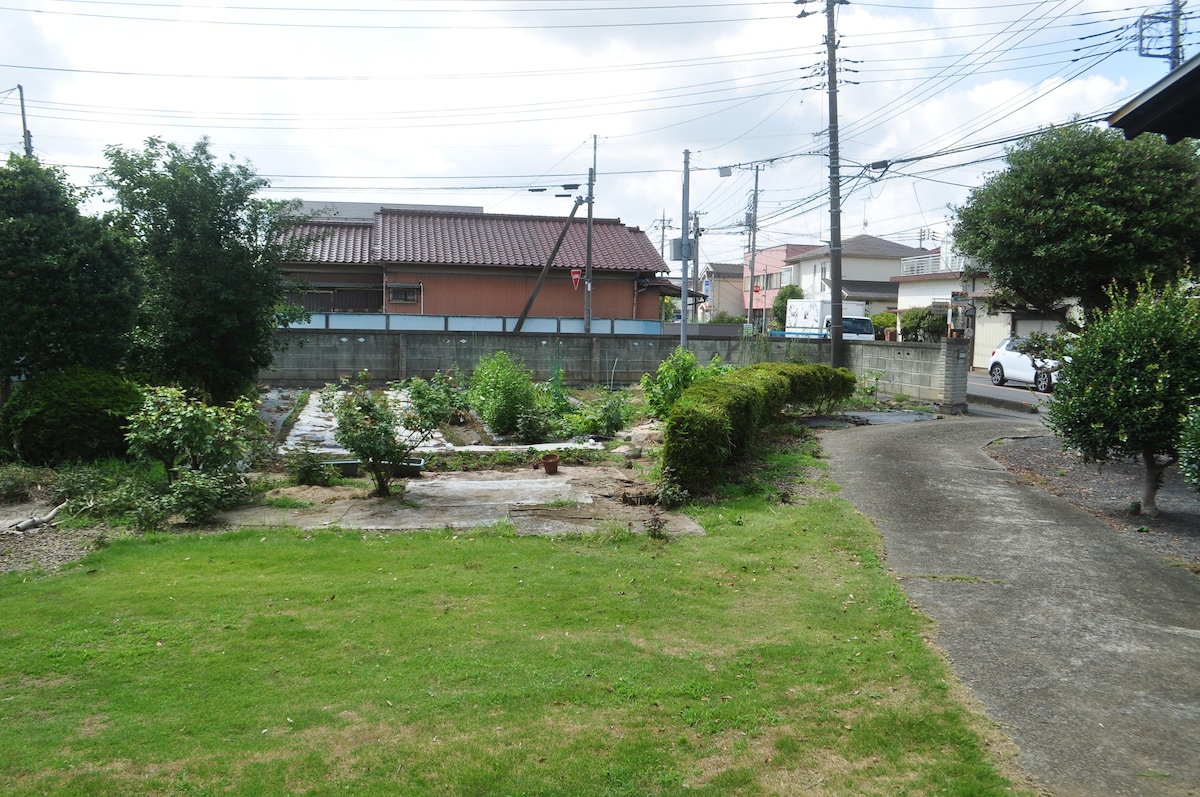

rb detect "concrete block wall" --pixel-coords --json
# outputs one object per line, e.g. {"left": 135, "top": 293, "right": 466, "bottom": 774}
{"left": 263, "top": 330, "right": 967, "bottom": 411}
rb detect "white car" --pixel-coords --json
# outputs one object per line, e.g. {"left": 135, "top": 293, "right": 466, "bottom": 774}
{"left": 988, "top": 337, "right": 1059, "bottom": 393}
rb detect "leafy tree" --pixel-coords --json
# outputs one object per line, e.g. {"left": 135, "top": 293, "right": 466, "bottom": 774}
{"left": 772, "top": 285, "right": 804, "bottom": 329}
{"left": 319, "top": 373, "right": 437, "bottom": 498}
{"left": 99, "top": 137, "right": 309, "bottom": 404}
{"left": 954, "top": 123, "right": 1200, "bottom": 324}
{"left": 1045, "top": 276, "right": 1200, "bottom": 516}
{"left": 0, "top": 155, "right": 138, "bottom": 403}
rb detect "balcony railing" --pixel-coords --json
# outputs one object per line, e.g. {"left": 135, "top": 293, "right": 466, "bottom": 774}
{"left": 900, "top": 252, "right": 977, "bottom": 276}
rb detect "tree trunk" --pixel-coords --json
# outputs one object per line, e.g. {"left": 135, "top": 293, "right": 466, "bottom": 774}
{"left": 1140, "top": 450, "right": 1172, "bottom": 517}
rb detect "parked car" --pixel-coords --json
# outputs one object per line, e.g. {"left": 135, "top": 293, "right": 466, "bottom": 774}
{"left": 988, "top": 337, "right": 1060, "bottom": 393}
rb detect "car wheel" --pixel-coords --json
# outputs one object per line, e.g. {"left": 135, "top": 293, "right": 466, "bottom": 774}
{"left": 1035, "top": 370, "right": 1053, "bottom": 393}
{"left": 989, "top": 364, "right": 1006, "bottom": 386}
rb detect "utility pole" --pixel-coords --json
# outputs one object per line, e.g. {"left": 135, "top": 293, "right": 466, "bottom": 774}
{"left": 799, "top": 0, "right": 847, "bottom": 367}
{"left": 584, "top": 135, "right": 596, "bottom": 333}
{"left": 1171, "top": 0, "right": 1183, "bottom": 70}
{"left": 747, "top": 165, "right": 760, "bottom": 333}
{"left": 692, "top": 211, "right": 702, "bottom": 323}
{"left": 680, "top": 149, "right": 691, "bottom": 350}
{"left": 17, "top": 84, "right": 32, "bottom": 157}
{"left": 1138, "top": 0, "right": 1185, "bottom": 70}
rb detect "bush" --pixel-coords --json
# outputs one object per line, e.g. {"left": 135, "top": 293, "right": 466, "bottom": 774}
{"left": 167, "top": 469, "right": 245, "bottom": 524}
{"left": 0, "top": 463, "right": 47, "bottom": 503}
{"left": 468, "top": 352, "right": 539, "bottom": 436}
{"left": 1181, "top": 408, "right": 1200, "bottom": 495}
{"left": 46, "top": 460, "right": 170, "bottom": 531}
{"left": 872, "top": 312, "right": 897, "bottom": 336}
{"left": 561, "top": 390, "right": 633, "bottom": 438}
{"left": 707, "top": 311, "right": 746, "bottom": 325}
{"left": 125, "top": 386, "right": 260, "bottom": 483}
{"left": 404, "top": 370, "right": 469, "bottom": 427}
{"left": 659, "top": 362, "right": 855, "bottom": 495}
{"left": 282, "top": 444, "right": 338, "bottom": 487}
{"left": 319, "top": 372, "right": 437, "bottom": 498}
{"left": 0, "top": 367, "right": 142, "bottom": 465}
{"left": 641, "top": 348, "right": 729, "bottom": 419}
{"left": 901, "top": 307, "right": 946, "bottom": 341}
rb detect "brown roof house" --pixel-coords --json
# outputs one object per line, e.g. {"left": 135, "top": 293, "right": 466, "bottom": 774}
{"left": 283, "top": 205, "right": 670, "bottom": 333}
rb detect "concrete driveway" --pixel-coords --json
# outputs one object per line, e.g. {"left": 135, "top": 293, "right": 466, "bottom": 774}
{"left": 821, "top": 416, "right": 1200, "bottom": 797}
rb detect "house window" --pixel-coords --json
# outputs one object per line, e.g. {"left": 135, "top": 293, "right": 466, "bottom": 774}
{"left": 389, "top": 285, "right": 420, "bottom": 304}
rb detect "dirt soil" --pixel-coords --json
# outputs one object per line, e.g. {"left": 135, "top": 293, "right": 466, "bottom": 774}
{"left": 987, "top": 434, "right": 1200, "bottom": 571}
{"left": 0, "top": 461, "right": 701, "bottom": 575}
{"left": 219, "top": 463, "right": 704, "bottom": 538}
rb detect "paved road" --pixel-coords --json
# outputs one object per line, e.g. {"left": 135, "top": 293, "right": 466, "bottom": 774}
{"left": 821, "top": 415, "right": 1200, "bottom": 797}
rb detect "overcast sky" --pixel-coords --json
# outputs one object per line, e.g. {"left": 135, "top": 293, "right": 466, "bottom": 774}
{"left": 1, "top": 0, "right": 1192, "bottom": 271}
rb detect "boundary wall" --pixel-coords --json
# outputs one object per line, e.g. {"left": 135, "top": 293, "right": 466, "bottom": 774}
{"left": 263, "top": 330, "right": 968, "bottom": 413}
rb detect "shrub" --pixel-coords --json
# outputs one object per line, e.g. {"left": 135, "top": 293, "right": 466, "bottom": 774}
{"left": 641, "top": 348, "right": 729, "bottom": 419}
{"left": 282, "top": 444, "right": 338, "bottom": 487}
{"left": 0, "top": 367, "right": 142, "bottom": 465}
{"left": 872, "top": 312, "right": 897, "bottom": 336}
{"left": 707, "top": 311, "right": 746, "bottom": 325}
{"left": 319, "top": 373, "right": 437, "bottom": 498}
{"left": 125, "top": 386, "right": 260, "bottom": 484}
{"left": 562, "top": 390, "right": 633, "bottom": 438}
{"left": 1181, "top": 408, "right": 1200, "bottom": 495}
{"left": 659, "top": 362, "right": 853, "bottom": 495}
{"left": 901, "top": 307, "right": 945, "bottom": 341}
{"left": 0, "top": 463, "right": 47, "bottom": 503}
{"left": 167, "top": 468, "right": 245, "bottom": 524}
{"left": 468, "top": 352, "right": 538, "bottom": 436}
{"left": 404, "top": 369, "right": 470, "bottom": 427}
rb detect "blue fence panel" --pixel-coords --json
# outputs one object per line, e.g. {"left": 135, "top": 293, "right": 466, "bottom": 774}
{"left": 387, "top": 314, "right": 445, "bottom": 331}
{"left": 613, "top": 319, "right": 662, "bottom": 335}
{"left": 447, "top": 316, "right": 505, "bottom": 333}
{"left": 334, "top": 314, "right": 388, "bottom": 330}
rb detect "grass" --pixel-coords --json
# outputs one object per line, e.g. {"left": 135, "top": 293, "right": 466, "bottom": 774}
{"left": 0, "top": 428, "right": 1032, "bottom": 796}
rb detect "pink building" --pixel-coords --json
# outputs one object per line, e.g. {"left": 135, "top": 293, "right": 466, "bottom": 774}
{"left": 743, "top": 243, "right": 820, "bottom": 331}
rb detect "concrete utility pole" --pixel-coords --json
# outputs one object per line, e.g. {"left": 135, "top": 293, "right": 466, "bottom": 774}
{"left": 1171, "top": 0, "right": 1183, "bottom": 70}
{"left": 798, "top": 0, "right": 847, "bottom": 366}
{"left": 584, "top": 135, "right": 596, "bottom": 333}
{"left": 17, "top": 84, "right": 32, "bottom": 157}
{"left": 825, "top": 0, "right": 846, "bottom": 367}
{"left": 681, "top": 149, "right": 691, "bottom": 350}
{"left": 747, "top": 165, "right": 760, "bottom": 333}
{"left": 1138, "top": 0, "right": 1185, "bottom": 70}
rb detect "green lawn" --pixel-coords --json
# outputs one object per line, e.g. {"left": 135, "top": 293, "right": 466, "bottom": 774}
{"left": 0, "top": 432, "right": 1031, "bottom": 796}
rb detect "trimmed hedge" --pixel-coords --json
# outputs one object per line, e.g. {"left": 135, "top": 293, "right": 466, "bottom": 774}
{"left": 661, "top": 362, "right": 855, "bottom": 495}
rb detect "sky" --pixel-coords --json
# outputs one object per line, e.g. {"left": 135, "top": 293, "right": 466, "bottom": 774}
{"left": 1, "top": 0, "right": 1194, "bottom": 273}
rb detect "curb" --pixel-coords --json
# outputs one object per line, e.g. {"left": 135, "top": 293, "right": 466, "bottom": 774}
{"left": 966, "top": 393, "right": 1042, "bottom": 414}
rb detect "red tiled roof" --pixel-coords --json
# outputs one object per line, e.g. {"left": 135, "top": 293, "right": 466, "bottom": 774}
{"left": 376, "top": 209, "right": 667, "bottom": 272}
{"left": 291, "top": 219, "right": 373, "bottom": 264}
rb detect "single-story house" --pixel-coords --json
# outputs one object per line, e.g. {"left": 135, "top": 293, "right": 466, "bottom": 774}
{"left": 283, "top": 205, "right": 670, "bottom": 322}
